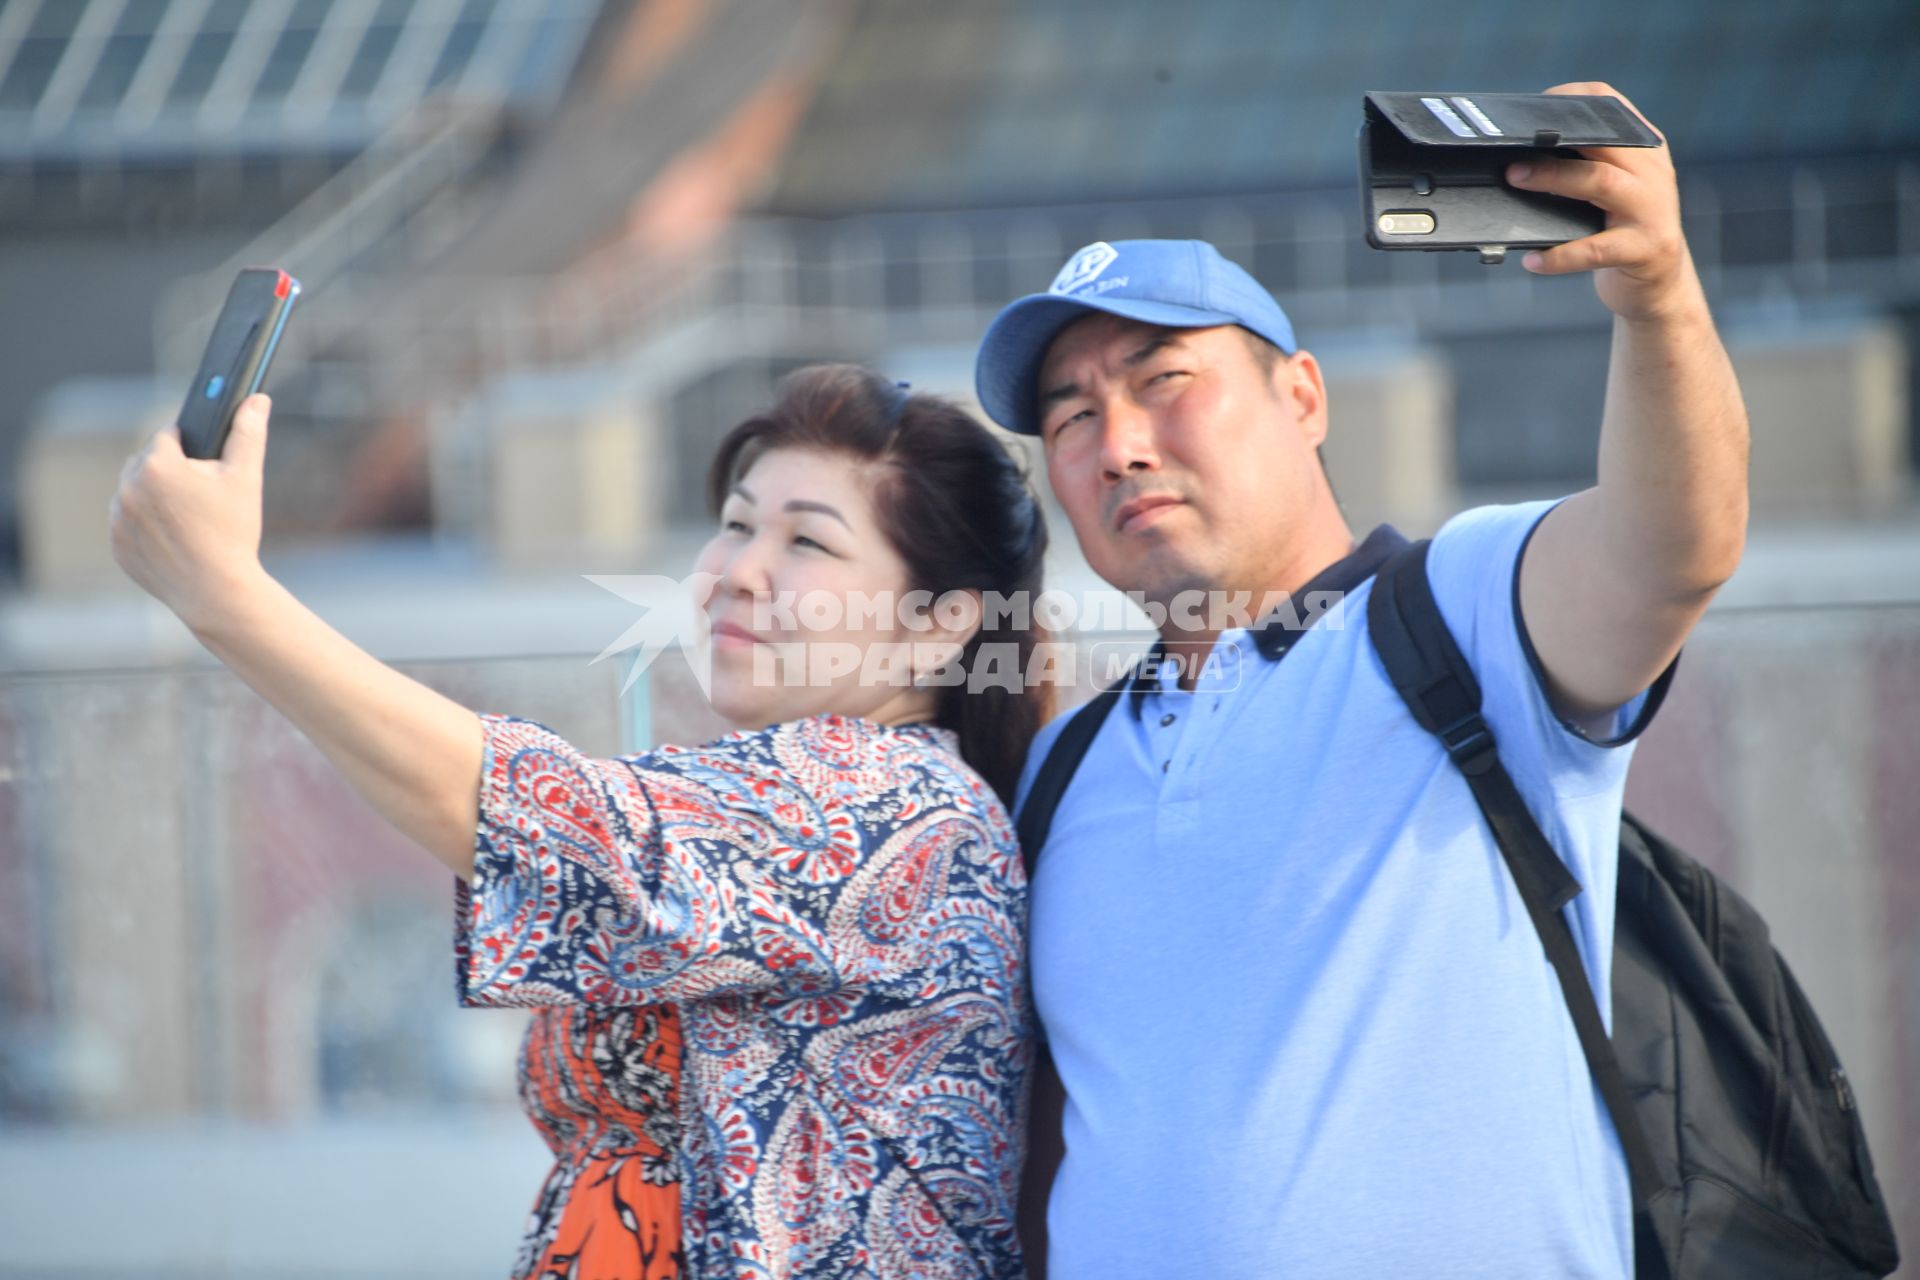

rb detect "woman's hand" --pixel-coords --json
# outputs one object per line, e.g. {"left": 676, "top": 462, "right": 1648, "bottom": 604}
{"left": 110, "top": 393, "right": 272, "bottom": 630}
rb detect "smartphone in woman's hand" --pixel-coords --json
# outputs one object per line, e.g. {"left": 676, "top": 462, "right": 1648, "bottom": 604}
{"left": 177, "top": 267, "right": 300, "bottom": 460}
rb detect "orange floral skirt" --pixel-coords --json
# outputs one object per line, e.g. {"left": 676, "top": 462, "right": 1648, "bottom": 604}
{"left": 516, "top": 1005, "right": 684, "bottom": 1279}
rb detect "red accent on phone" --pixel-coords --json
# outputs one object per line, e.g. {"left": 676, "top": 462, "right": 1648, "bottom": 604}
{"left": 274, "top": 270, "right": 291, "bottom": 299}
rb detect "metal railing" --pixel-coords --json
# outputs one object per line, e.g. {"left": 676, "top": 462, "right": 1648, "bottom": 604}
{"left": 1, "top": 602, "right": 1916, "bottom": 1276}
{"left": 151, "top": 95, "right": 504, "bottom": 379}
{"left": 155, "top": 143, "right": 1920, "bottom": 424}
{"left": 440, "top": 155, "right": 1920, "bottom": 403}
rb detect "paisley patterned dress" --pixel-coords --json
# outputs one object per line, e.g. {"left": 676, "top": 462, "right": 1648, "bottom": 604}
{"left": 455, "top": 713, "right": 1032, "bottom": 1280}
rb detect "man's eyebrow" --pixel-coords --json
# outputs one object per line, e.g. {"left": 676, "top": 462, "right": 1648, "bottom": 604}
{"left": 1038, "top": 379, "right": 1083, "bottom": 415}
{"left": 1039, "top": 328, "right": 1189, "bottom": 410}
{"left": 1036, "top": 328, "right": 1182, "bottom": 408}
{"left": 784, "top": 499, "right": 851, "bottom": 530}
{"left": 1123, "top": 329, "right": 1186, "bottom": 367}
{"left": 1036, "top": 327, "right": 1193, "bottom": 432}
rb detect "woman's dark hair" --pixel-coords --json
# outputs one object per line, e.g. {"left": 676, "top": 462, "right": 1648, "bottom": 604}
{"left": 707, "top": 364, "right": 1052, "bottom": 805}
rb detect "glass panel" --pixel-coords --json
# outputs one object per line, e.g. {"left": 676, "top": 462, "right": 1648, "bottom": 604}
{"left": 249, "top": 0, "right": 333, "bottom": 102}
{"left": 75, "top": 35, "right": 150, "bottom": 110}
{"left": 115, "top": 0, "right": 170, "bottom": 34}
{"left": 508, "top": 9, "right": 575, "bottom": 99}
{"left": 163, "top": 0, "right": 251, "bottom": 107}
{"left": 336, "top": 0, "right": 409, "bottom": 97}
{"left": 26, "top": 0, "right": 86, "bottom": 39}
{"left": 0, "top": 1, "right": 84, "bottom": 112}
{"left": 425, "top": 0, "right": 497, "bottom": 91}
{"left": 0, "top": 650, "right": 646, "bottom": 1271}
{"left": 0, "top": 651, "right": 629, "bottom": 1123}
{"left": 0, "top": 33, "right": 66, "bottom": 110}
{"left": 0, "top": 609, "right": 1914, "bottom": 1269}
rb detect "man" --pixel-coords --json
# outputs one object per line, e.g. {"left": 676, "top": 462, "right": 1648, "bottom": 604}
{"left": 972, "top": 84, "right": 1747, "bottom": 1277}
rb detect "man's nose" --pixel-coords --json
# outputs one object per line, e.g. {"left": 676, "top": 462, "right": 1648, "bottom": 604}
{"left": 1098, "top": 398, "right": 1160, "bottom": 478}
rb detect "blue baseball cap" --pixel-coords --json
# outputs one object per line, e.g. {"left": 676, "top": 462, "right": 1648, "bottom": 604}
{"left": 974, "top": 239, "right": 1298, "bottom": 436}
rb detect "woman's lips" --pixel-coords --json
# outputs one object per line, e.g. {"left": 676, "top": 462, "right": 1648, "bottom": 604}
{"left": 709, "top": 620, "right": 762, "bottom": 648}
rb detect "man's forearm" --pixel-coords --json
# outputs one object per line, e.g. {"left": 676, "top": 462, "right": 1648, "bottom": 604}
{"left": 1509, "top": 83, "right": 1752, "bottom": 714}
{"left": 1593, "top": 295, "right": 1750, "bottom": 601}
{"left": 192, "top": 570, "right": 486, "bottom": 878}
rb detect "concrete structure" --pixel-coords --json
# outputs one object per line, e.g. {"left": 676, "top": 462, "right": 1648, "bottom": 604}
{"left": 1317, "top": 341, "right": 1457, "bottom": 536}
{"left": 18, "top": 378, "right": 171, "bottom": 592}
{"left": 1729, "top": 319, "right": 1911, "bottom": 516}
{"left": 434, "top": 371, "right": 670, "bottom": 569}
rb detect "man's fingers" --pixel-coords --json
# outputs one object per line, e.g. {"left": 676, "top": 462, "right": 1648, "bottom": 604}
{"left": 1541, "top": 80, "right": 1664, "bottom": 141}
{"left": 1543, "top": 80, "right": 1628, "bottom": 106}
{"left": 1506, "top": 157, "right": 1641, "bottom": 211}
{"left": 1521, "top": 228, "right": 1641, "bottom": 276}
{"left": 1538, "top": 80, "right": 1670, "bottom": 177}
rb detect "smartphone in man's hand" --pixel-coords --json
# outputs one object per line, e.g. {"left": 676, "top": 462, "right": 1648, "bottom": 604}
{"left": 177, "top": 267, "right": 300, "bottom": 460}
{"left": 1359, "top": 92, "right": 1662, "bottom": 264}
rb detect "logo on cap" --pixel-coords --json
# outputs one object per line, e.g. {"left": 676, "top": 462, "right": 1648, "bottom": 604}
{"left": 1049, "top": 241, "right": 1119, "bottom": 297}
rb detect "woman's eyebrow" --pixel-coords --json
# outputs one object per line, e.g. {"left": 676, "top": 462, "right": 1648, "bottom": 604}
{"left": 784, "top": 499, "right": 852, "bottom": 530}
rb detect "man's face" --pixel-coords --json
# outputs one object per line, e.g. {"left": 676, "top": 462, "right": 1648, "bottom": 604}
{"left": 1036, "top": 314, "right": 1329, "bottom": 607}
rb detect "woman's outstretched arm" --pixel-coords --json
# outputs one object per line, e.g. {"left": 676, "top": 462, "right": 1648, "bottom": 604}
{"left": 111, "top": 394, "right": 484, "bottom": 877}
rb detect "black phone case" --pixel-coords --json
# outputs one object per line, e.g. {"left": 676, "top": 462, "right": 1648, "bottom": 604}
{"left": 1359, "top": 92, "right": 1662, "bottom": 263}
{"left": 178, "top": 267, "right": 299, "bottom": 460}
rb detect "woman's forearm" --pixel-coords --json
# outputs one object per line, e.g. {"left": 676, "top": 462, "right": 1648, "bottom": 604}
{"left": 109, "top": 401, "right": 484, "bottom": 876}
{"left": 192, "top": 567, "right": 485, "bottom": 878}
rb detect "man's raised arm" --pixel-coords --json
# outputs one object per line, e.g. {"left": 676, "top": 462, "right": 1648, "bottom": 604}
{"left": 1510, "top": 81, "right": 1750, "bottom": 721}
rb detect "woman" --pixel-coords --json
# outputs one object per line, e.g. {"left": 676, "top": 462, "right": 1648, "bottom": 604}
{"left": 109, "top": 365, "right": 1050, "bottom": 1279}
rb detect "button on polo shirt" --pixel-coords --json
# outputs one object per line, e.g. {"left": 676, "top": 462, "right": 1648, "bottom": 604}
{"left": 1118, "top": 525, "right": 1405, "bottom": 784}
{"left": 1018, "top": 503, "right": 1655, "bottom": 1280}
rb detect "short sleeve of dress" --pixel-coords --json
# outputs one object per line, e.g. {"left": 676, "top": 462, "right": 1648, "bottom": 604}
{"left": 455, "top": 713, "right": 1017, "bottom": 1015}
{"left": 456, "top": 714, "right": 799, "bottom": 1009}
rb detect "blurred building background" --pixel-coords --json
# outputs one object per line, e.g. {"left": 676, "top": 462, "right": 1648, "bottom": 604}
{"left": 1, "top": 0, "right": 1917, "bottom": 1274}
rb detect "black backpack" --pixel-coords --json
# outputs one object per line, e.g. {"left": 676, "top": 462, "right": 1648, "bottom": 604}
{"left": 1015, "top": 540, "right": 1899, "bottom": 1279}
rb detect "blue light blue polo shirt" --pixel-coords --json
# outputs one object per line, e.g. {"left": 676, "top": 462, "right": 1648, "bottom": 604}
{"left": 1016, "top": 501, "right": 1669, "bottom": 1279}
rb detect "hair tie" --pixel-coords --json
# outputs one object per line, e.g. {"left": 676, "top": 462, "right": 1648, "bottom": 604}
{"left": 882, "top": 380, "right": 912, "bottom": 429}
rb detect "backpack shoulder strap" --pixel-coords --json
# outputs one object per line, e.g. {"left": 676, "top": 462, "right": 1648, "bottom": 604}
{"left": 1367, "top": 541, "right": 1583, "bottom": 914}
{"left": 1015, "top": 684, "right": 1124, "bottom": 881}
{"left": 1368, "top": 541, "right": 1671, "bottom": 1279}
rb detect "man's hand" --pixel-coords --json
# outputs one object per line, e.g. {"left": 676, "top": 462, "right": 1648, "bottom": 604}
{"left": 109, "top": 392, "right": 271, "bottom": 631}
{"left": 1504, "top": 82, "right": 1704, "bottom": 326}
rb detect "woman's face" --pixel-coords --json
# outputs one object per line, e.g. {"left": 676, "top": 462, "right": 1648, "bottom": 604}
{"left": 691, "top": 447, "right": 957, "bottom": 731}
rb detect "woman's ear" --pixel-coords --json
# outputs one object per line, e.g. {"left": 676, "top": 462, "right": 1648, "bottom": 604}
{"left": 915, "top": 588, "right": 984, "bottom": 676}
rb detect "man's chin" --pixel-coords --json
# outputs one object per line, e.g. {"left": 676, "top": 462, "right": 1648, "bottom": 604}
{"left": 1091, "top": 543, "right": 1215, "bottom": 603}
